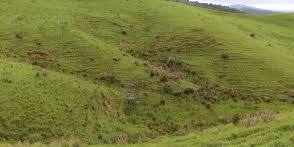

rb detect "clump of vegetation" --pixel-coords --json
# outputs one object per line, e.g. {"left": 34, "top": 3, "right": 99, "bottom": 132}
{"left": 250, "top": 33, "right": 256, "bottom": 38}
{"left": 221, "top": 53, "right": 230, "bottom": 60}
{"left": 113, "top": 57, "right": 120, "bottom": 62}
{"left": 15, "top": 32, "right": 23, "bottom": 39}
{"left": 99, "top": 74, "right": 121, "bottom": 85}
{"left": 121, "top": 30, "right": 127, "bottom": 35}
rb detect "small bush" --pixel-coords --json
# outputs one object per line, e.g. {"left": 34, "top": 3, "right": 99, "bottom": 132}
{"left": 163, "top": 82, "right": 173, "bottom": 94}
{"left": 35, "top": 72, "right": 40, "bottom": 77}
{"left": 160, "top": 76, "right": 169, "bottom": 82}
{"left": 221, "top": 53, "right": 230, "bottom": 59}
{"left": 204, "top": 101, "right": 212, "bottom": 109}
{"left": 183, "top": 87, "right": 195, "bottom": 95}
{"left": 250, "top": 33, "right": 256, "bottom": 38}
{"left": 99, "top": 74, "right": 121, "bottom": 85}
{"left": 121, "top": 31, "right": 127, "bottom": 35}
{"left": 232, "top": 114, "right": 241, "bottom": 125}
{"left": 160, "top": 100, "right": 166, "bottom": 105}
{"left": 150, "top": 69, "right": 159, "bottom": 77}
{"left": 150, "top": 71, "right": 156, "bottom": 77}
{"left": 2, "top": 79, "right": 12, "bottom": 84}
{"left": 113, "top": 57, "right": 120, "bottom": 62}
{"left": 15, "top": 32, "right": 23, "bottom": 39}
{"left": 195, "top": 121, "right": 207, "bottom": 130}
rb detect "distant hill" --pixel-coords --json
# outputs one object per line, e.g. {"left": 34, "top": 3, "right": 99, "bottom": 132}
{"left": 230, "top": 4, "right": 278, "bottom": 14}
{"left": 175, "top": 0, "right": 242, "bottom": 13}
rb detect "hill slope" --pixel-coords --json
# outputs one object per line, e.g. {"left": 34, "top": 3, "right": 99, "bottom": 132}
{"left": 0, "top": 0, "right": 293, "bottom": 144}
{"left": 129, "top": 111, "right": 294, "bottom": 146}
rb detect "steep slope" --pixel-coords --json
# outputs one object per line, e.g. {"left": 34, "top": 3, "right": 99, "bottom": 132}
{"left": 0, "top": 0, "right": 293, "bottom": 144}
{"left": 0, "top": 58, "right": 151, "bottom": 143}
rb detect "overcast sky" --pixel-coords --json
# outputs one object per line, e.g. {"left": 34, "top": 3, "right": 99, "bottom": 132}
{"left": 190, "top": 0, "right": 294, "bottom": 11}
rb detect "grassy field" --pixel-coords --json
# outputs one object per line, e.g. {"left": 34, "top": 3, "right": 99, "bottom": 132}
{"left": 0, "top": 0, "right": 293, "bottom": 145}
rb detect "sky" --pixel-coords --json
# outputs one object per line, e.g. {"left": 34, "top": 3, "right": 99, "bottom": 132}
{"left": 190, "top": 0, "right": 294, "bottom": 12}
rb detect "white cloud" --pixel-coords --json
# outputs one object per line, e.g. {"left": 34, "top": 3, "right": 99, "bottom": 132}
{"left": 254, "top": 4, "right": 294, "bottom": 11}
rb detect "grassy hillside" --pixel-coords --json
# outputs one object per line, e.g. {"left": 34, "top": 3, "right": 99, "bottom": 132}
{"left": 0, "top": 0, "right": 293, "bottom": 145}
{"left": 2, "top": 111, "right": 294, "bottom": 146}
{"left": 129, "top": 111, "right": 294, "bottom": 147}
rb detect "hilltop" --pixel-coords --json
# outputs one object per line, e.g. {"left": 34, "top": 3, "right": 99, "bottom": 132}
{"left": 0, "top": 0, "right": 293, "bottom": 145}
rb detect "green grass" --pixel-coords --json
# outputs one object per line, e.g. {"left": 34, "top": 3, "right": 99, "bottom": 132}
{"left": 2, "top": 111, "right": 293, "bottom": 146}
{"left": 0, "top": 58, "right": 147, "bottom": 143}
{"left": 125, "top": 111, "right": 294, "bottom": 147}
{"left": 0, "top": 0, "right": 293, "bottom": 145}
